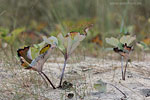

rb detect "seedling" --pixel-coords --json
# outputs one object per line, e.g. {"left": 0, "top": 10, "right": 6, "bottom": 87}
{"left": 55, "top": 24, "right": 93, "bottom": 88}
{"left": 17, "top": 36, "right": 58, "bottom": 89}
{"left": 106, "top": 35, "right": 136, "bottom": 80}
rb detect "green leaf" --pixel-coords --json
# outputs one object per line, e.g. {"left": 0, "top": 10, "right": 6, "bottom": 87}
{"left": 94, "top": 79, "right": 107, "bottom": 93}
{"left": 105, "top": 37, "right": 120, "bottom": 47}
{"left": 43, "top": 36, "right": 58, "bottom": 46}
{"left": 30, "top": 47, "right": 40, "bottom": 59}
{"left": 120, "top": 35, "right": 136, "bottom": 45}
{"left": 0, "top": 27, "right": 9, "bottom": 37}
{"left": 67, "top": 33, "right": 85, "bottom": 55}
{"left": 33, "top": 41, "right": 45, "bottom": 49}
{"left": 12, "top": 27, "right": 25, "bottom": 37}
{"left": 11, "top": 27, "right": 25, "bottom": 43}
{"left": 1, "top": 27, "right": 25, "bottom": 45}
{"left": 57, "top": 34, "right": 66, "bottom": 52}
{"left": 58, "top": 41, "right": 65, "bottom": 52}
{"left": 117, "top": 42, "right": 124, "bottom": 50}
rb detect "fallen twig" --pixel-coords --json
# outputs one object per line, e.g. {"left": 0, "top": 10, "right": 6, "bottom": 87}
{"left": 108, "top": 83, "right": 127, "bottom": 99}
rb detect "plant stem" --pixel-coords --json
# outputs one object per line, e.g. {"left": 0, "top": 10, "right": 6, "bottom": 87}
{"left": 123, "top": 59, "right": 128, "bottom": 80}
{"left": 121, "top": 56, "right": 124, "bottom": 80}
{"left": 59, "top": 58, "right": 67, "bottom": 87}
{"left": 38, "top": 72, "right": 48, "bottom": 87}
{"left": 41, "top": 71, "right": 56, "bottom": 89}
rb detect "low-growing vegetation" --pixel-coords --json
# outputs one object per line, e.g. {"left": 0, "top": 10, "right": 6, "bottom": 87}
{"left": 0, "top": 0, "right": 150, "bottom": 100}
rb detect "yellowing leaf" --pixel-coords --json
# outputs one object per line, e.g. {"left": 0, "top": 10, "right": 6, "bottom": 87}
{"left": 39, "top": 44, "right": 50, "bottom": 54}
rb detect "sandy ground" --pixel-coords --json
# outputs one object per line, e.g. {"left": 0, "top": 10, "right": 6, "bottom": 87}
{"left": 0, "top": 56, "right": 150, "bottom": 100}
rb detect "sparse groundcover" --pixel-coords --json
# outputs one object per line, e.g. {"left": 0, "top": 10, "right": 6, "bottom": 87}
{"left": 1, "top": 0, "right": 150, "bottom": 99}
{"left": 1, "top": 25, "right": 150, "bottom": 100}
{"left": 16, "top": 24, "right": 93, "bottom": 89}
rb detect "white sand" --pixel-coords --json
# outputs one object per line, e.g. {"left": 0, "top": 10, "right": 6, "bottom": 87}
{"left": 0, "top": 56, "right": 150, "bottom": 100}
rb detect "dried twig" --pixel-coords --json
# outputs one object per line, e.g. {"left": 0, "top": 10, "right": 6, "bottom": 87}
{"left": 108, "top": 83, "right": 127, "bottom": 99}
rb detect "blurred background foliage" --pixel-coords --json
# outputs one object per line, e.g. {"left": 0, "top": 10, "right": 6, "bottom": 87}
{"left": 0, "top": 0, "right": 150, "bottom": 57}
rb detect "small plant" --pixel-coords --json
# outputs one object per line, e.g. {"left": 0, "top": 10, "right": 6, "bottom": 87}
{"left": 106, "top": 35, "right": 136, "bottom": 80}
{"left": 55, "top": 24, "right": 93, "bottom": 87}
{"left": 17, "top": 36, "right": 58, "bottom": 89}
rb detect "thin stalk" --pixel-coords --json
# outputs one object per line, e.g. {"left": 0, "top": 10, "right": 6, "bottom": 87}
{"left": 123, "top": 59, "right": 128, "bottom": 80}
{"left": 121, "top": 56, "right": 124, "bottom": 80}
{"left": 59, "top": 58, "right": 67, "bottom": 87}
{"left": 38, "top": 72, "right": 48, "bottom": 87}
{"left": 41, "top": 71, "right": 56, "bottom": 89}
{"left": 108, "top": 83, "right": 127, "bottom": 98}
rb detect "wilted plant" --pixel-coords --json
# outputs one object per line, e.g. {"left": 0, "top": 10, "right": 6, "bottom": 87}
{"left": 106, "top": 35, "right": 136, "bottom": 80}
{"left": 54, "top": 24, "right": 93, "bottom": 87}
{"left": 17, "top": 36, "right": 58, "bottom": 89}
